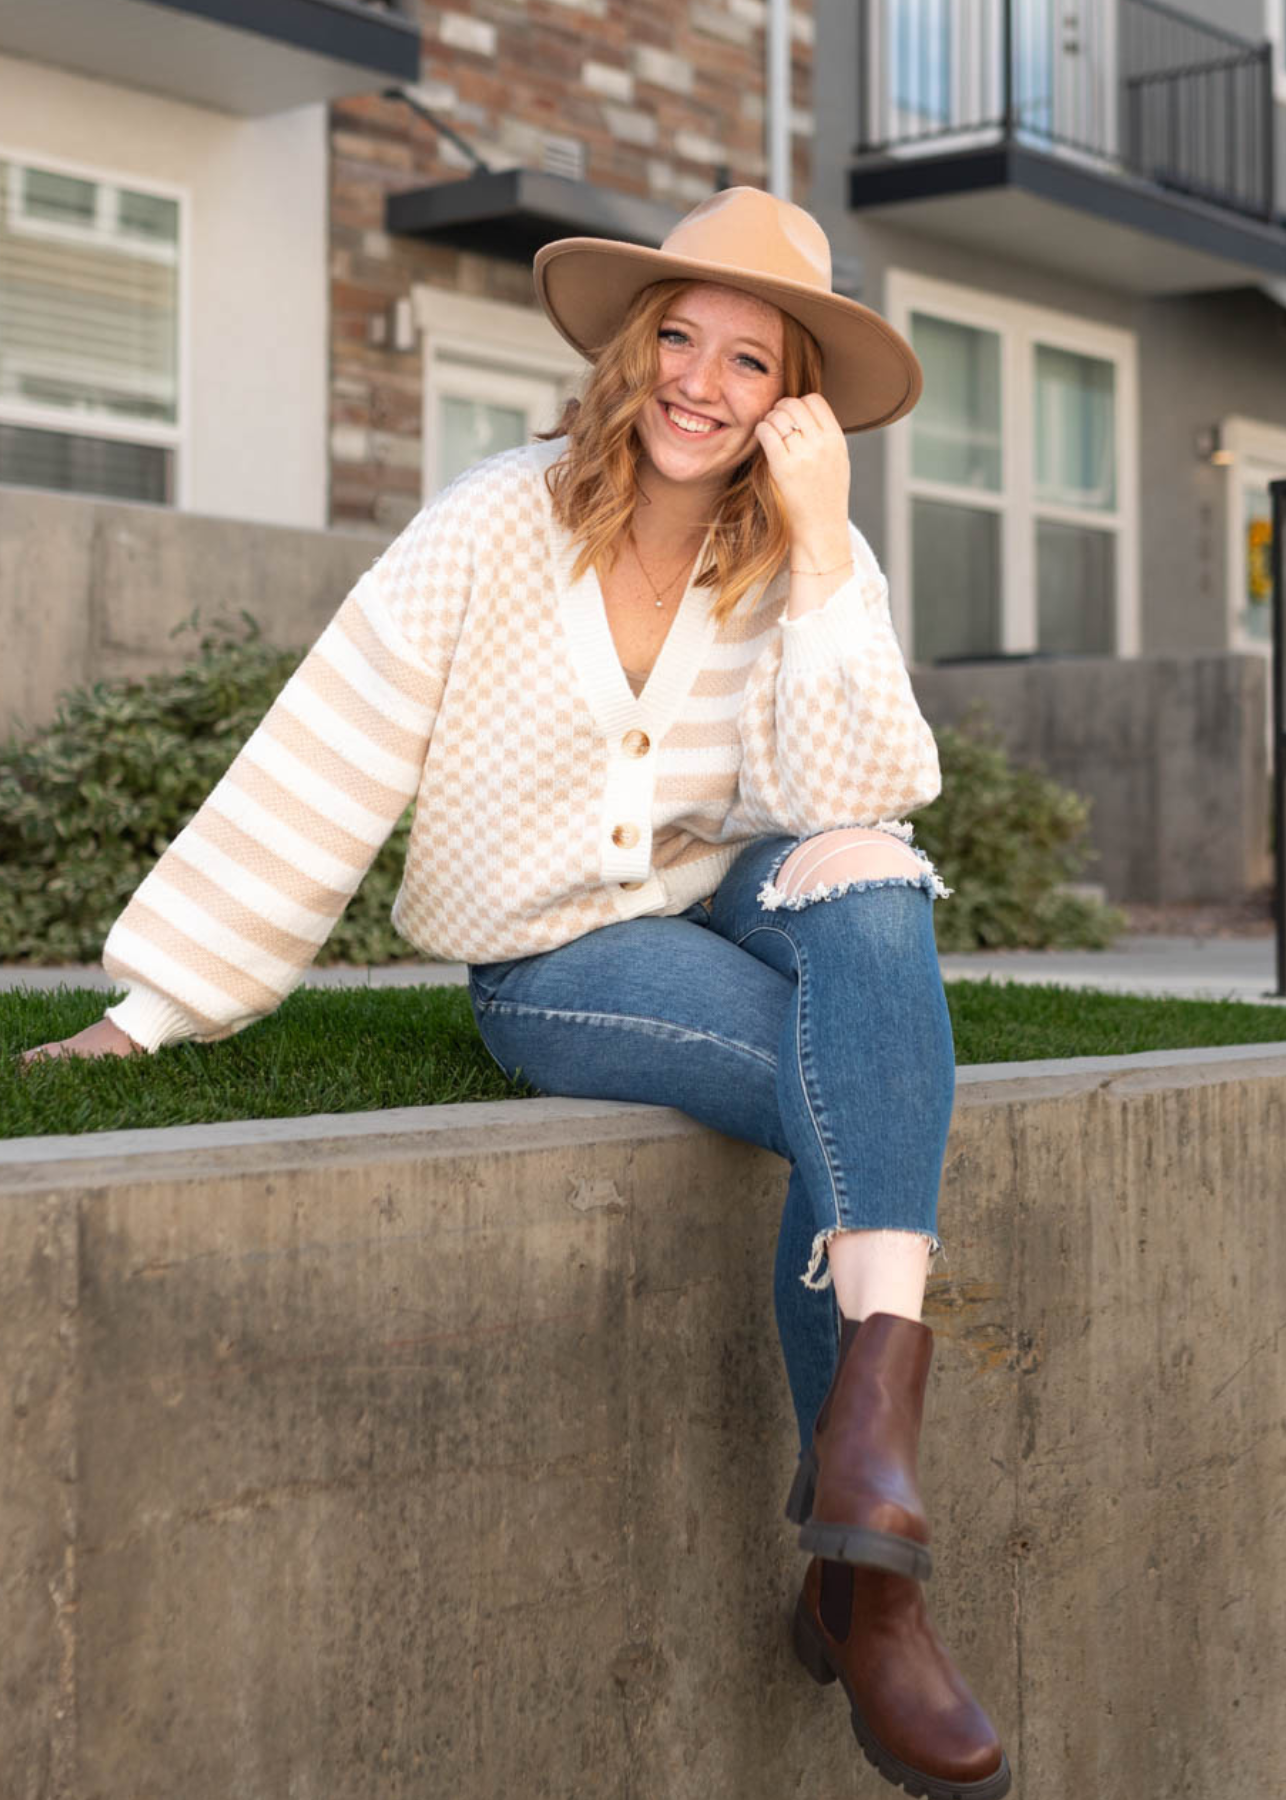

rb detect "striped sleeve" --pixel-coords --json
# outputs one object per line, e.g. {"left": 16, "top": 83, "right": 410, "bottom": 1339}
{"left": 721, "top": 521, "right": 941, "bottom": 842}
{"left": 103, "top": 494, "right": 472, "bottom": 1050}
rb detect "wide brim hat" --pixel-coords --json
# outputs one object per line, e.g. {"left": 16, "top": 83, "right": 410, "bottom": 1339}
{"left": 532, "top": 187, "right": 921, "bottom": 434}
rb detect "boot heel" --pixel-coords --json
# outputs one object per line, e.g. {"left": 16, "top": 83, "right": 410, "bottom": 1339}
{"left": 791, "top": 1596, "right": 837, "bottom": 1687}
{"left": 783, "top": 1447, "right": 817, "bottom": 1525}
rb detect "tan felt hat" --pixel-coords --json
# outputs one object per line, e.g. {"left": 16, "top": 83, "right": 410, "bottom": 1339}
{"left": 532, "top": 186, "right": 922, "bottom": 434}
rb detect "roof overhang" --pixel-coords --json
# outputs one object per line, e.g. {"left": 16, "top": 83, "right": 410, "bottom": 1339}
{"left": 0, "top": 0, "right": 419, "bottom": 115}
{"left": 849, "top": 139, "right": 1286, "bottom": 295}
{"left": 386, "top": 169, "right": 682, "bottom": 264}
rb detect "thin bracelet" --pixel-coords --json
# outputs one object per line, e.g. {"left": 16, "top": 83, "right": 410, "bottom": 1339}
{"left": 790, "top": 558, "right": 853, "bottom": 577}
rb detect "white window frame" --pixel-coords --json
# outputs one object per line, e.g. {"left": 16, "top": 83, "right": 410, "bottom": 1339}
{"left": 1267, "top": 1, "right": 1286, "bottom": 105}
{"left": 1221, "top": 414, "right": 1286, "bottom": 656}
{"left": 411, "top": 287, "right": 585, "bottom": 500}
{"left": 0, "top": 143, "right": 190, "bottom": 508}
{"left": 883, "top": 267, "right": 1139, "bottom": 660}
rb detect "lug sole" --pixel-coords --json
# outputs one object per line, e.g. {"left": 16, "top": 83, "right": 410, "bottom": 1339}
{"left": 792, "top": 1596, "right": 1012, "bottom": 1800}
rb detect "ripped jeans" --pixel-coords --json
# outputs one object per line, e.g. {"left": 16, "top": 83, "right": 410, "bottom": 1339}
{"left": 465, "top": 829, "right": 956, "bottom": 1450}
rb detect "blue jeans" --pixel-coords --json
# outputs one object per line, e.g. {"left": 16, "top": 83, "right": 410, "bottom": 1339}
{"left": 466, "top": 832, "right": 956, "bottom": 1452}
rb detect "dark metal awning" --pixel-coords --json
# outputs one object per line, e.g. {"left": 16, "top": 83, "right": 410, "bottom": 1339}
{"left": 386, "top": 169, "right": 682, "bottom": 264}
{"left": 849, "top": 142, "right": 1286, "bottom": 296}
{"left": 0, "top": 0, "right": 420, "bottom": 115}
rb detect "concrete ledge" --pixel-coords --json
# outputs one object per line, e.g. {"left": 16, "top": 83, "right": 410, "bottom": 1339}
{"left": 4, "top": 1047, "right": 1286, "bottom": 1797}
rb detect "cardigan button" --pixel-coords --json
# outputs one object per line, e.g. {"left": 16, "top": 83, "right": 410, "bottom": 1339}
{"left": 620, "top": 879, "right": 645, "bottom": 891}
{"left": 611, "top": 823, "right": 640, "bottom": 849}
{"left": 622, "top": 729, "right": 651, "bottom": 757}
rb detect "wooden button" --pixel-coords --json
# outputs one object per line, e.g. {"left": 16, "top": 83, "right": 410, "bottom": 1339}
{"left": 620, "top": 879, "right": 645, "bottom": 891}
{"left": 622, "top": 729, "right": 651, "bottom": 757}
{"left": 611, "top": 823, "right": 640, "bottom": 848}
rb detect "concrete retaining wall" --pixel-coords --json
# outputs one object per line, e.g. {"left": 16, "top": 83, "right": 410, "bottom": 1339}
{"left": 3, "top": 1044, "right": 1286, "bottom": 1799}
{"left": 916, "top": 653, "right": 1272, "bottom": 906}
{"left": 0, "top": 485, "right": 383, "bottom": 741}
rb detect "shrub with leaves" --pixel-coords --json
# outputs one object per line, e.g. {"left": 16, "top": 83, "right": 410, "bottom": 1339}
{"left": 0, "top": 615, "right": 414, "bottom": 965}
{"left": 1, "top": 626, "right": 1123, "bottom": 965}
{"left": 916, "top": 706, "right": 1127, "bottom": 952}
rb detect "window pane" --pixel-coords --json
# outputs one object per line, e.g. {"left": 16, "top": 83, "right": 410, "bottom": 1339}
{"left": 1036, "top": 519, "right": 1116, "bottom": 652}
{"left": 23, "top": 167, "right": 96, "bottom": 226}
{"left": 117, "top": 188, "right": 179, "bottom": 246}
{"left": 909, "top": 311, "right": 1002, "bottom": 491}
{"left": 0, "top": 158, "right": 179, "bottom": 433}
{"left": 1034, "top": 344, "right": 1115, "bottom": 510}
{"left": 893, "top": 1, "right": 952, "bottom": 127}
{"left": 912, "top": 497, "right": 1002, "bottom": 662}
{"left": 438, "top": 396, "right": 526, "bottom": 487}
{"left": 1242, "top": 481, "right": 1273, "bottom": 644}
{"left": 0, "top": 423, "right": 172, "bottom": 504}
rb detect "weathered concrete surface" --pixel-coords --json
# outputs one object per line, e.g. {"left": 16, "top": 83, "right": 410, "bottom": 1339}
{"left": 2, "top": 1052, "right": 1286, "bottom": 1798}
{"left": 915, "top": 652, "right": 1271, "bottom": 906}
{"left": 0, "top": 485, "right": 383, "bottom": 740}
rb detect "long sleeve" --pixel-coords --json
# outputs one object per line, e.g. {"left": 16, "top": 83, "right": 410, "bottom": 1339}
{"left": 103, "top": 482, "right": 476, "bottom": 1049}
{"left": 721, "top": 521, "right": 941, "bottom": 842}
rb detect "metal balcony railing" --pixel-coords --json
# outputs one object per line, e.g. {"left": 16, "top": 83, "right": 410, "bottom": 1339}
{"left": 856, "top": 0, "right": 1276, "bottom": 222}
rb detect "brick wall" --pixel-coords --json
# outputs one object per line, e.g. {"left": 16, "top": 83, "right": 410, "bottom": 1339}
{"left": 328, "top": 0, "right": 815, "bottom": 532}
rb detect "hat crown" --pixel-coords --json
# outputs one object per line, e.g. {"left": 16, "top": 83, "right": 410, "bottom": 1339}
{"left": 660, "top": 187, "right": 833, "bottom": 297}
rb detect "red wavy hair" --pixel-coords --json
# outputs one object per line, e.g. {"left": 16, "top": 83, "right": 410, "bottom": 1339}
{"left": 536, "top": 280, "right": 825, "bottom": 625}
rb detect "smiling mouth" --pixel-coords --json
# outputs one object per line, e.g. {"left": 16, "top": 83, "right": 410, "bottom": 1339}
{"left": 661, "top": 401, "right": 725, "bottom": 436}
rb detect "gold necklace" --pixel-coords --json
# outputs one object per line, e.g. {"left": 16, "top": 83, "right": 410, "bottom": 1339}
{"left": 627, "top": 529, "right": 698, "bottom": 609}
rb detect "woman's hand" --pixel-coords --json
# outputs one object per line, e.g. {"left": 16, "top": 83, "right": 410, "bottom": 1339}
{"left": 753, "top": 392, "right": 852, "bottom": 569}
{"left": 21, "top": 1017, "right": 142, "bottom": 1066}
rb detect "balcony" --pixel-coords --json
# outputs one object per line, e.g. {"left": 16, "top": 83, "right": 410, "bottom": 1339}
{"left": 849, "top": 0, "right": 1286, "bottom": 294}
{"left": 0, "top": 0, "right": 420, "bottom": 115}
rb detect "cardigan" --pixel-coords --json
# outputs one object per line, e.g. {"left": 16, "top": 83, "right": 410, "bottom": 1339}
{"left": 102, "top": 437, "right": 947, "bottom": 1051}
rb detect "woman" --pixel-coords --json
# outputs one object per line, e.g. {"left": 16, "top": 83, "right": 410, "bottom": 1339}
{"left": 25, "top": 187, "right": 1009, "bottom": 1798}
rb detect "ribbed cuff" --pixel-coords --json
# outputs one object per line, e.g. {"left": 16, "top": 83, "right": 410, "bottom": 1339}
{"left": 105, "top": 985, "right": 202, "bottom": 1053}
{"left": 779, "top": 574, "right": 881, "bottom": 677}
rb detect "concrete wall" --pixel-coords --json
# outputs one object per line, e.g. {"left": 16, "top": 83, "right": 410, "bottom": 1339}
{"left": 914, "top": 651, "right": 1272, "bottom": 904}
{"left": 0, "top": 56, "right": 328, "bottom": 529}
{"left": 0, "top": 484, "right": 383, "bottom": 739}
{"left": 3, "top": 1043, "right": 1286, "bottom": 1798}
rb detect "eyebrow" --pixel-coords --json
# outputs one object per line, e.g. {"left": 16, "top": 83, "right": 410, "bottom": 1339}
{"left": 664, "top": 313, "right": 781, "bottom": 361}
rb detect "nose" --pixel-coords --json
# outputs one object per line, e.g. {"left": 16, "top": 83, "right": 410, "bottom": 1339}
{"left": 678, "top": 348, "right": 721, "bottom": 406}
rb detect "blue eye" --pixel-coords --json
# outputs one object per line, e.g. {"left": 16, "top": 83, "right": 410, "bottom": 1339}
{"left": 658, "top": 328, "right": 688, "bottom": 344}
{"left": 739, "top": 354, "right": 769, "bottom": 374}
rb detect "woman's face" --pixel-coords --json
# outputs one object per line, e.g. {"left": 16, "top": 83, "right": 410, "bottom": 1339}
{"left": 633, "top": 282, "right": 786, "bottom": 491}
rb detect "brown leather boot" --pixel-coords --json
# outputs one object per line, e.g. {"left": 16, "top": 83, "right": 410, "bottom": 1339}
{"left": 785, "top": 1312, "right": 934, "bottom": 1578}
{"left": 794, "top": 1557, "right": 1011, "bottom": 1799}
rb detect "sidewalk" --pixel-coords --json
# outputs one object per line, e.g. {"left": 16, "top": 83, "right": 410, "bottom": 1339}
{"left": 2, "top": 935, "right": 1283, "bottom": 1005}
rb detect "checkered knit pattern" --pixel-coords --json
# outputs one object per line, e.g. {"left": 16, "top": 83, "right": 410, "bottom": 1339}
{"left": 104, "top": 438, "right": 944, "bottom": 1051}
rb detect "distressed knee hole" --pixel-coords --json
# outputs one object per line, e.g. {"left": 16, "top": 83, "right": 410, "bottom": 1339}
{"left": 775, "top": 828, "right": 927, "bottom": 901}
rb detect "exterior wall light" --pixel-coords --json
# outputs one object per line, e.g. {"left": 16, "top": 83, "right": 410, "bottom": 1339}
{"left": 1195, "top": 424, "right": 1235, "bottom": 466}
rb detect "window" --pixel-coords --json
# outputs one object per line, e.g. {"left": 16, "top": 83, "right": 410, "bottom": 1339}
{"left": 1221, "top": 416, "right": 1286, "bottom": 654}
{"left": 413, "top": 289, "right": 584, "bottom": 499}
{"left": 885, "top": 270, "right": 1138, "bottom": 663}
{"left": 0, "top": 153, "right": 182, "bottom": 504}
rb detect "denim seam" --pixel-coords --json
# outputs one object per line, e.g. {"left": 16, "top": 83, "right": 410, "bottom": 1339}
{"left": 734, "top": 921, "right": 844, "bottom": 1291}
{"left": 481, "top": 1001, "right": 778, "bottom": 1070}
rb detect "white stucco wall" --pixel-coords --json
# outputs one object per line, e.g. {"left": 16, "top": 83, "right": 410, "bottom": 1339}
{"left": 0, "top": 53, "right": 327, "bottom": 529}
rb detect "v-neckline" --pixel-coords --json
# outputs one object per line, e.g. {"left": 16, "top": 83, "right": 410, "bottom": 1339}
{"left": 535, "top": 441, "right": 723, "bottom": 744}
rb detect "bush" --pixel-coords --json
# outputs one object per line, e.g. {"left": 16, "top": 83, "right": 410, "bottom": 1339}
{"left": 917, "top": 706, "right": 1127, "bottom": 952}
{"left": 0, "top": 626, "right": 1124, "bottom": 965}
{"left": 0, "top": 616, "right": 414, "bottom": 965}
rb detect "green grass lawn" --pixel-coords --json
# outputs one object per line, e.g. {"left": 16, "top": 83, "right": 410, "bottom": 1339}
{"left": 3, "top": 978, "right": 1286, "bottom": 1141}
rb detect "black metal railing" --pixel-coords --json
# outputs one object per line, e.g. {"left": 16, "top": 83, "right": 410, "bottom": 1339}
{"left": 856, "top": 0, "right": 1276, "bottom": 222}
